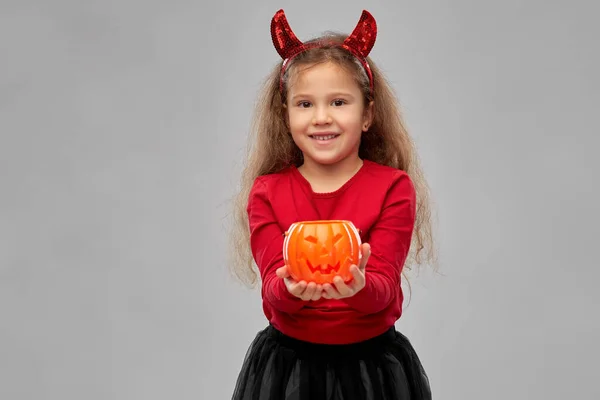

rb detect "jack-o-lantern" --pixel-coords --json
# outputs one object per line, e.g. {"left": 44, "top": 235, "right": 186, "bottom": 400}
{"left": 283, "top": 220, "right": 362, "bottom": 284}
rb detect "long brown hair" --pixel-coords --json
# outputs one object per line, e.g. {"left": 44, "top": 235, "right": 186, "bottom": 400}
{"left": 229, "top": 33, "right": 437, "bottom": 288}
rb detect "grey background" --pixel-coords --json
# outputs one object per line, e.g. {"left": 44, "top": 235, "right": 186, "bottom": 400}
{"left": 1, "top": 0, "right": 597, "bottom": 399}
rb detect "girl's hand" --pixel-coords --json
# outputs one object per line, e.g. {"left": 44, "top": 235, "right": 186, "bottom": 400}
{"left": 276, "top": 265, "right": 324, "bottom": 301}
{"left": 322, "top": 243, "right": 371, "bottom": 299}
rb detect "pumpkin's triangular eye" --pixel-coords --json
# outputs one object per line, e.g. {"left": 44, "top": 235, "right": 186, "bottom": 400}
{"left": 304, "top": 235, "right": 318, "bottom": 243}
{"left": 333, "top": 233, "right": 344, "bottom": 243}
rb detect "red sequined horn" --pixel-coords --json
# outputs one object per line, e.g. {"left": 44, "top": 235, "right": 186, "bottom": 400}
{"left": 342, "top": 10, "right": 377, "bottom": 62}
{"left": 270, "top": 9, "right": 306, "bottom": 60}
{"left": 270, "top": 9, "right": 377, "bottom": 93}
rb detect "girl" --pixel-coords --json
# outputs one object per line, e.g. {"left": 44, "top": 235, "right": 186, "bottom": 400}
{"left": 229, "top": 9, "right": 436, "bottom": 400}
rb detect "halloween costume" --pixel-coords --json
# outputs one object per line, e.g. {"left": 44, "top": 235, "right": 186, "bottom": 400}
{"left": 232, "top": 162, "right": 431, "bottom": 399}
{"left": 246, "top": 160, "right": 415, "bottom": 345}
{"left": 231, "top": 10, "right": 431, "bottom": 400}
{"left": 271, "top": 8, "right": 376, "bottom": 93}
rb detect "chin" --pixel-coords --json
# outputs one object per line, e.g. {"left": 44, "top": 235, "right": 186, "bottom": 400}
{"left": 308, "top": 154, "right": 349, "bottom": 166}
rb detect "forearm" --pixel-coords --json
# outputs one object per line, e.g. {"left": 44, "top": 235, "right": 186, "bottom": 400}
{"left": 342, "top": 268, "right": 398, "bottom": 313}
{"left": 262, "top": 273, "right": 305, "bottom": 313}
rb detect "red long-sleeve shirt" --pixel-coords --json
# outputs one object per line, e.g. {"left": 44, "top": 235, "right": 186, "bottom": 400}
{"left": 247, "top": 159, "right": 416, "bottom": 344}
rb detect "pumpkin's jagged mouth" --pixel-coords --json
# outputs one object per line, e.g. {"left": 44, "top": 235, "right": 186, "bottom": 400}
{"left": 306, "top": 260, "right": 341, "bottom": 275}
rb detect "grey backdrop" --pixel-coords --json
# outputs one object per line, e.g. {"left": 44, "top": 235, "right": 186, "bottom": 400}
{"left": 1, "top": 0, "right": 598, "bottom": 399}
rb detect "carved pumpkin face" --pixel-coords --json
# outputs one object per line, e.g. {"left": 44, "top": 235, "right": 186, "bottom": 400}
{"left": 283, "top": 220, "right": 362, "bottom": 284}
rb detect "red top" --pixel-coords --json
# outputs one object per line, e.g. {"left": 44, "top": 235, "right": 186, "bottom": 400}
{"left": 247, "top": 159, "right": 416, "bottom": 344}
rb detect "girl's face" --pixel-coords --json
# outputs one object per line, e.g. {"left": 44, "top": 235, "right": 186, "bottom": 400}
{"left": 286, "top": 62, "right": 373, "bottom": 170}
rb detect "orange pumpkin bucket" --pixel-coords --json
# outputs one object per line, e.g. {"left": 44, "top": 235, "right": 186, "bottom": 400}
{"left": 283, "top": 220, "right": 362, "bottom": 284}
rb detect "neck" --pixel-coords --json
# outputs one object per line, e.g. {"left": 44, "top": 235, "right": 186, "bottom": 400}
{"left": 300, "top": 156, "right": 364, "bottom": 180}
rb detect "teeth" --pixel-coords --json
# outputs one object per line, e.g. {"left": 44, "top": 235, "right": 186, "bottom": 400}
{"left": 313, "top": 135, "right": 337, "bottom": 140}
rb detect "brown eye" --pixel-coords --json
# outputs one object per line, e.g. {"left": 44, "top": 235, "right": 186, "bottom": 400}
{"left": 332, "top": 99, "right": 346, "bottom": 106}
{"left": 298, "top": 101, "right": 311, "bottom": 108}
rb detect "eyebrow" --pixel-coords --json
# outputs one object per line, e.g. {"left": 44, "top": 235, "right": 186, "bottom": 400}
{"left": 290, "top": 92, "right": 356, "bottom": 102}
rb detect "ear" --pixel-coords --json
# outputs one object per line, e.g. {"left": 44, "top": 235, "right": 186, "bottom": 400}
{"left": 362, "top": 101, "right": 374, "bottom": 131}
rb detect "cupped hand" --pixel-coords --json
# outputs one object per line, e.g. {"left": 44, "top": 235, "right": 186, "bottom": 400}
{"left": 322, "top": 243, "right": 371, "bottom": 300}
{"left": 276, "top": 265, "right": 324, "bottom": 301}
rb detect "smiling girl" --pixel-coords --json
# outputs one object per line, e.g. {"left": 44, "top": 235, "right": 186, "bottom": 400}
{"left": 229, "top": 9, "right": 436, "bottom": 400}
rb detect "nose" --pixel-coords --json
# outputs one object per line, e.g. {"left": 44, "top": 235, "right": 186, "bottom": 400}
{"left": 312, "top": 105, "right": 332, "bottom": 125}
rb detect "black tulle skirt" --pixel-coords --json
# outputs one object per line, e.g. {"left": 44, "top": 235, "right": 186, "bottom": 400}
{"left": 231, "top": 324, "right": 432, "bottom": 400}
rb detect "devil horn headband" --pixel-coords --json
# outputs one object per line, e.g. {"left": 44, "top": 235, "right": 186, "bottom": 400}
{"left": 270, "top": 9, "right": 377, "bottom": 94}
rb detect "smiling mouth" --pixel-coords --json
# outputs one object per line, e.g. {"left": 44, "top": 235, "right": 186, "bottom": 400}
{"left": 309, "top": 134, "right": 340, "bottom": 141}
{"left": 306, "top": 260, "right": 341, "bottom": 274}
